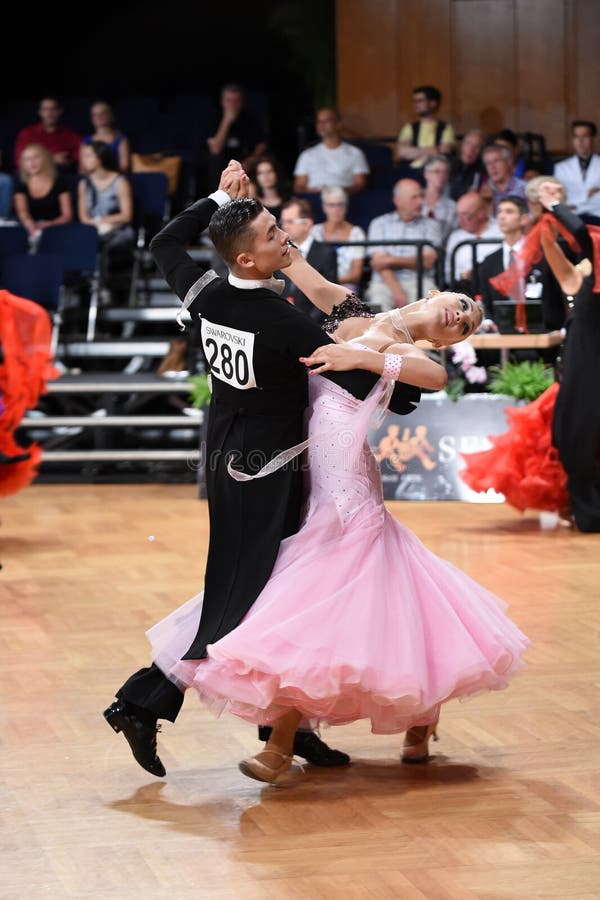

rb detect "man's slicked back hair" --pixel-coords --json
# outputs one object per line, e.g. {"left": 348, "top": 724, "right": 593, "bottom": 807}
{"left": 209, "top": 198, "right": 264, "bottom": 265}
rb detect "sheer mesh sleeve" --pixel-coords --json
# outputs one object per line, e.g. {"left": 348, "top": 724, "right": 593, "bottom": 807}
{"left": 321, "top": 293, "right": 375, "bottom": 334}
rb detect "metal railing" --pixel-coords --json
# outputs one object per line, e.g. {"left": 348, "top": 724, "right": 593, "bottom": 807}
{"left": 446, "top": 237, "right": 503, "bottom": 294}
{"left": 320, "top": 238, "right": 444, "bottom": 300}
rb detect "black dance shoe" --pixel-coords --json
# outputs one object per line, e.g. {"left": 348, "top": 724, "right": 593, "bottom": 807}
{"left": 103, "top": 699, "right": 166, "bottom": 777}
{"left": 258, "top": 726, "right": 350, "bottom": 767}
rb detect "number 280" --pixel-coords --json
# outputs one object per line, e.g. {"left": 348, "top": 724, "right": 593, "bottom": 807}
{"left": 205, "top": 338, "right": 250, "bottom": 385}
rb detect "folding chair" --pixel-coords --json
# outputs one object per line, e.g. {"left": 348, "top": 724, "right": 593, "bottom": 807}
{"left": 127, "top": 172, "right": 170, "bottom": 305}
{"left": 1, "top": 252, "right": 63, "bottom": 354}
{"left": 37, "top": 223, "right": 101, "bottom": 341}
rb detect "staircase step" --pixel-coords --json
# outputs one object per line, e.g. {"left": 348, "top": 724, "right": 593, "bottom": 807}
{"left": 21, "top": 414, "right": 202, "bottom": 428}
{"left": 47, "top": 373, "right": 193, "bottom": 393}
{"left": 42, "top": 449, "right": 201, "bottom": 462}
{"left": 58, "top": 341, "right": 170, "bottom": 357}
{"left": 101, "top": 308, "right": 191, "bottom": 322}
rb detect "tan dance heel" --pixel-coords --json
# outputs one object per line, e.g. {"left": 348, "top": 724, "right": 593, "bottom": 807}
{"left": 401, "top": 722, "right": 439, "bottom": 764}
{"left": 238, "top": 748, "right": 301, "bottom": 785}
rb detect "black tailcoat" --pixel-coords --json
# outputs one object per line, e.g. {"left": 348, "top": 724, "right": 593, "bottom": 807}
{"left": 148, "top": 197, "right": 420, "bottom": 661}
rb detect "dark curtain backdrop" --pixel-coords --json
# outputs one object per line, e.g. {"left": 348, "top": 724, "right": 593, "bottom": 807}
{"left": 1, "top": 1, "right": 335, "bottom": 174}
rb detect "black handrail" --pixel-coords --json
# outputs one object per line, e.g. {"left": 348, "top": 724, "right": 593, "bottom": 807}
{"left": 320, "top": 238, "right": 443, "bottom": 300}
{"left": 447, "top": 237, "right": 503, "bottom": 293}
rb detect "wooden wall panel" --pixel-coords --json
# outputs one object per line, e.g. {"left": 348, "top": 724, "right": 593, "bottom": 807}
{"left": 335, "top": 0, "right": 600, "bottom": 154}
{"left": 450, "top": 0, "right": 517, "bottom": 136}
{"left": 336, "top": 0, "right": 399, "bottom": 137}
{"left": 394, "top": 0, "right": 453, "bottom": 135}
{"left": 516, "top": 0, "right": 567, "bottom": 150}
{"left": 571, "top": 0, "right": 600, "bottom": 126}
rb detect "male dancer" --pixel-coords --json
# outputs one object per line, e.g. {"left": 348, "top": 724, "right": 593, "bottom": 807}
{"left": 103, "top": 162, "right": 420, "bottom": 776}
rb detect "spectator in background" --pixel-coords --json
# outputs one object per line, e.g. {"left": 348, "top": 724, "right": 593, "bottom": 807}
{"left": 421, "top": 154, "right": 457, "bottom": 245}
{"left": 78, "top": 141, "right": 135, "bottom": 290}
{"left": 311, "top": 185, "right": 366, "bottom": 295}
{"left": 278, "top": 197, "right": 338, "bottom": 322}
{"left": 553, "top": 120, "right": 600, "bottom": 224}
{"left": 81, "top": 101, "right": 131, "bottom": 173}
{"left": 450, "top": 129, "right": 487, "bottom": 200}
{"left": 492, "top": 129, "right": 527, "bottom": 179}
{"left": 13, "top": 97, "right": 82, "bottom": 174}
{"left": 13, "top": 143, "right": 73, "bottom": 248}
{"left": 478, "top": 195, "right": 531, "bottom": 330}
{"left": 293, "top": 108, "right": 369, "bottom": 194}
{"left": 480, "top": 143, "right": 527, "bottom": 214}
{"left": 395, "top": 85, "right": 456, "bottom": 173}
{"left": 206, "top": 84, "right": 268, "bottom": 187}
{"left": 365, "top": 178, "right": 441, "bottom": 310}
{"left": 247, "top": 154, "right": 290, "bottom": 222}
{"left": 444, "top": 192, "right": 501, "bottom": 294}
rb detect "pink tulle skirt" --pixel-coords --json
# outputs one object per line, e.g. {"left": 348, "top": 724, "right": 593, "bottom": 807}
{"left": 147, "top": 497, "right": 529, "bottom": 734}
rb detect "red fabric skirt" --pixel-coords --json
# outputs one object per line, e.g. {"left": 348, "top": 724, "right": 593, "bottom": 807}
{"left": 0, "top": 290, "right": 58, "bottom": 497}
{"left": 460, "top": 383, "right": 569, "bottom": 513}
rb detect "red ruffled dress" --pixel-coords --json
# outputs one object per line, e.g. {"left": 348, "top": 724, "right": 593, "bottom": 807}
{"left": 459, "top": 382, "right": 569, "bottom": 513}
{"left": 0, "top": 290, "right": 58, "bottom": 497}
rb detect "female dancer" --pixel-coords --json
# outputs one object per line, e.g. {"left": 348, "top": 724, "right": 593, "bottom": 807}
{"left": 146, "top": 256, "right": 529, "bottom": 786}
{"left": 460, "top": 181, "right": 600, "bottom": 531}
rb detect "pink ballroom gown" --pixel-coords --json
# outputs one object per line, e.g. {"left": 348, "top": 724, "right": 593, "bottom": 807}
{"left": 147, "top": 363, "right": 530, "bottom": 734}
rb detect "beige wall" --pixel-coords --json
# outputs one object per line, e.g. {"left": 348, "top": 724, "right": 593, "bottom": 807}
{"left": 336, "top": 0, "right": 600, "bottom": 153}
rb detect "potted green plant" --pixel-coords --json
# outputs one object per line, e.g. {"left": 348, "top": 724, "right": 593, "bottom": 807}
{"left": 487, "top": 359, "right": 554, "bottom": 403}
{"left": 187, "top": 372, "right": 211, "bottom": 409}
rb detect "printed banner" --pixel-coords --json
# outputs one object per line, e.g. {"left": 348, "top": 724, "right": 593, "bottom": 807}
{"left": 367, "top": 392, "right": 519, "bottom": 501}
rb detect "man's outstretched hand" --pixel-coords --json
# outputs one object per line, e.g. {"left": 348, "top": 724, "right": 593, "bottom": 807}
{"left": 218, "top": 159, "right": 251, "bottom": 200}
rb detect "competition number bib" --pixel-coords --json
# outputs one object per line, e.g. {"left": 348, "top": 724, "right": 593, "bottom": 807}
{"left": 201, "top": 319, "right": 257, "bottom": 390}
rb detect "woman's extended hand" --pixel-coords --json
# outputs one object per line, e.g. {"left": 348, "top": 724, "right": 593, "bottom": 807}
{"left": 300, "top": 343, "right": 373, "bottom": 375}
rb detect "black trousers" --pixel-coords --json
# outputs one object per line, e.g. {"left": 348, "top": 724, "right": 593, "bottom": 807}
{"left": 117, "top": 663, "right": 184, "bottom": 723}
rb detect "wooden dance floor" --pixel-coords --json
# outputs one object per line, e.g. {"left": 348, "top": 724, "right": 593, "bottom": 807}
{"left": 3, "top": 485, "right": 600, "bottom": 899}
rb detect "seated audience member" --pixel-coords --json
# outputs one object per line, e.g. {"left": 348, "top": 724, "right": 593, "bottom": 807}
{"left": 450, "top": 129, "right": 487, "bottom": 200}
{"left": 248, "top": 154, "right": 290, "bottom": 222}
{"left": 278, "top": 197, "right": 338, "bottom": 322}
{"left": 13, "top": 97, "right": 82, "bottom": 174}
{"left": 444, "top": 192, "right": 502, "bottom": 293}
{"left": 78, "top": 141, "right": 135, "bottom": 289}
{"left": 13, "top": 143, "right": 73, "bottom": 247}
{"left": 365, "top": 178, "right": 441, "bottom": 310}
{"left": 421, "top": 154, "right": 457, "bottom": 245}
{"left": 206, "top": 84, "right": 268, "bottom": 187}
{"left": 395, "top": 85, "right": 456, "bottom": 173}
{"left": 81, "top": 101, "right": 131, "bottom": 173}
{"left": 553, "top": 119, "right": 600, "bottom": 224}
{"left": 478, "top": 195, "right": 536, "bottom": 333}
{"left": 480, "top": 143, "right": 527, "bottom": 214}
{"left": 311, "top": 185, "right": 367, "bottom": 295}
{"left": 492, "top": 129, "right": 527, "bottom": 179}
{"left": 293, "top": 108, "right": 369, "bottom": 194}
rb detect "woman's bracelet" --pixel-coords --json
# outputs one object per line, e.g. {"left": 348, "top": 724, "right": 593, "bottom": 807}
{"left": 382, "top": 353, "right": 403, "bottom": 380}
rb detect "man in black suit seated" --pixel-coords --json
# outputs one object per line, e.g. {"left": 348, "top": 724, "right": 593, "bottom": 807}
{"left": 279, "top": 197, "right": 338, "bottom": 323}
{"left": 479, "top": 192, "right": 569, "bottom": 364}
{"left": 478, "top": 195, "right": 530, "bottom": 332}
